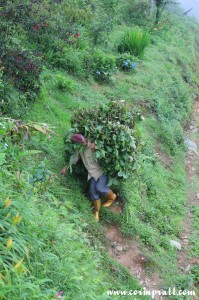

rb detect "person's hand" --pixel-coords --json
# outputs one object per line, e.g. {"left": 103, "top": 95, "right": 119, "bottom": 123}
{"left": 90, "top": 143, "right": 95, "bottom": 151}
{"left": 60, "top": 166, "right": 67, "bottom": 175}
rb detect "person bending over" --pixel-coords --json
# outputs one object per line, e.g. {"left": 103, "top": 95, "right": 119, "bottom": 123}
{"left": 61, "top": 134, "right": 116, "bottom": 221}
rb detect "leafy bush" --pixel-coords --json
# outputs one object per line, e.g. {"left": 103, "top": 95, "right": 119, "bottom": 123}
{"left": 118, "top": 28, "right": 150, "bottom": 58}
{"left": 118, "top": 0, "right": 151, "bottom": 27}
{"left": 90, "top": 50, "right": 116, "bottom": 82}
{"left": 54, "top": 74, "right": 76, "bottom": 93}
{"left": 116, "top": 53, "right": 139, "bottom": 71}
{"left": 2, "top": 47, "right": 42, "bottom": 100}
{"left": 64, "top": 101, "right": 143, "bottom": 185}
{"left": 0, "top": 63, "right": 3, "bottom": 91}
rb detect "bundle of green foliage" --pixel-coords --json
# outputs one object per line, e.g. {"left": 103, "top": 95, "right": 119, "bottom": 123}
{"left": 64, "top": 101, "right": 143, "bottom": 185}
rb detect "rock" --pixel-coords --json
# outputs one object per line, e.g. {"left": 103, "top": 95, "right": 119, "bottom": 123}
{"left": 184, "top": 138, "right": 198, "bottom": 154}
{"left": 192, "top": 128, "right": 199, "bottom": 134}
{"left": 115, "top": 245, "right": 123, "bottom": 252}
{"left": 170, "top": 240, "right": 181, "bottom": 250}
{"left": 184, "top": 265, "right": 191, "bottom": 273}
{"left": 190, "top": 125, "right": 194, "bottom": 130}
{"left": 196, "top": 192, "right": 199, "bottom": 200}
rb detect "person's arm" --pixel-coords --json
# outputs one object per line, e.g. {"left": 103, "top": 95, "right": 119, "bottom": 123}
{"left": 90, "top": 142, "right": 95, "bottom": 151}
{"left": 60, "top": 151, "right": 80, "bottom": 175}
{"left": 60, "top": 165, "right": 67, "bottom": 175}
{"left": 85, "top": 139, "right": 95, "bottom": 151}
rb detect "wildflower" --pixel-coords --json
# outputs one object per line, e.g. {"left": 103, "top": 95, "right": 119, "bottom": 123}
{"left": 6, "top": 237, "right": 13, "bottom": 248}
{"left": 122, "top": 61, "right": 128, "bottom": 67}
{"left": 12, "top": 213, "right": 22, "bottom": 225}
{"left": 5, "top": 196, "right": 12, "bottom": 208}
{"left": 14, "top": 259, "right": 23, "bottom": 269}
{"left": 96, "top": 70, "right": 101, "bottom": 75}
{"left": 74, "top": 32, "right": 80, "bottom": 38}
{"left": 43, "top": 23, "right": 47, "bottom": 27}
{"left": 57, "top": 291, "right": 63, "bottom": 300}
{"left": 26, "top": 64, "right": 31, "bottom": 70}
{"left": 0, "top": 12, "right": 3, "bottom": 16}
{"left": 131, "top": 63, "right": 137, "bottom": 68}
{"left": 35, "top": 24, "right": 40, "bottom": 30}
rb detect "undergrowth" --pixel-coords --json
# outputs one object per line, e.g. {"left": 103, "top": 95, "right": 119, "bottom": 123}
{"left": 1, "top": 5, "right": 199, "bottom": 300}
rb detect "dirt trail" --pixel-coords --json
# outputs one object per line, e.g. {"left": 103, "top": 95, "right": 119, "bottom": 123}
{"left": 104, "top": 99, "right": 199, "bottom": 300}
{"left": 177, "top": 99, "right": 199, "bottom": 293}
{"left": 104, "top": 201, "right": 162, "bottom": 300}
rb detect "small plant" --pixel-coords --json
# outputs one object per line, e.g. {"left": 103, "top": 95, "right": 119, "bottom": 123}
{"left": 118, "top": 28, "right": 150, "bottom": 58}
{"left": 91, "top": 50, "right": 116, "bottom": 82}
{"left": 116, "top": 53, "right": 139, "bottom": 72}
{"left": 54, "top": 74, "right": 76, "bottom": 93}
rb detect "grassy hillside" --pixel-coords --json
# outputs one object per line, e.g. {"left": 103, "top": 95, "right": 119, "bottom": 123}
{"left": 1, "top": 1, "right": 199, "bottom": 299}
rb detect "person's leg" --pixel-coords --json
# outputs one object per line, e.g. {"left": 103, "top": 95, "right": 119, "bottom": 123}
{"left": 95, "top": 174, "right": 109, "bottom": 196}
{"left": 96, "top": 174, "right": 116, "bottom": 207}
{"left": 90, "top": 177, "right": 101, "bottom": 222}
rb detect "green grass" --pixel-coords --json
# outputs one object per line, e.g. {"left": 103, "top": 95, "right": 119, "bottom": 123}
{"left": 1, "top": 10, "right": 199, "bottom": 300}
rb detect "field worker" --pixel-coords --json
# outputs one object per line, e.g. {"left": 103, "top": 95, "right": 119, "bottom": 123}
{"left": 61, "top": 133, "right": 116, "bottom": 222}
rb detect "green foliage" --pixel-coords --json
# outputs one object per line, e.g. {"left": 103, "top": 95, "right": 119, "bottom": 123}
{"left": 0, "top": 64, "right": 3, "bottom": 92}
{"left": 2, "top": 47, "right": 42, "bottom": 99}
{"left": 116, "top": 53, "right": 139, "bottom": 72}
{"left": 90, "top": 50, "right": 116, "bottom": 82}
{"left": 53, "top": 74, "right": 76, "bottom": 93}
{"left": 118, "top": 28, "right": 150, "bottom": 58}
{"left": 118, "top": 0, "right": 151, "bottom": 27}
{"left": 64, "top": 101, "right": 143, "bottom": 184}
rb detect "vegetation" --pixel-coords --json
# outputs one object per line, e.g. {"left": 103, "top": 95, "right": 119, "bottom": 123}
{"left": 118, "top": 28, "right": 150, "bottom": 58}
{"left": 64, "top": 101, "right": 143, "bottom": 185}
{"left": 0, "top": 0, "right": 199, "bottom": 299}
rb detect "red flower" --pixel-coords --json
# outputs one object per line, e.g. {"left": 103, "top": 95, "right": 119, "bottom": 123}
{"left": 26, "top": 64, "right": 31, "bottom": 70}
{"left": 74, "top": 33, "right": 80, "bottom": 38}
{"left": 43, "top": 23, "right": 47, "bottom": 27}
{"left": 0, "top": 12, "right": 3, "bottom": 16}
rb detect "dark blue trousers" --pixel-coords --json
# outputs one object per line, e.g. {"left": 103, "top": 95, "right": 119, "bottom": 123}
{"left": 89, "top": 174, "right": 109, "bottom": 201}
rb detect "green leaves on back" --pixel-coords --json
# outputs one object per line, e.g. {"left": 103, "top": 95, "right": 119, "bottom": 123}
{"left": 64, "top": 101, "right": 143, "bottom": 183}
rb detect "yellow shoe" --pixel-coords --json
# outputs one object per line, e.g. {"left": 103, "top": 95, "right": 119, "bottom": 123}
{"left": 103, "top": 190, "right": 116, "bottom": 207}
{"left": 93, "top": 199, "right": 101, "bottom": 222}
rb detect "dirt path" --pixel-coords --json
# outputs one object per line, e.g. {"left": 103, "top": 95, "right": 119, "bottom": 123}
{"left": 177, "top": 99, "right": 199, "bottom": 295}
{"left": 104, "top": 202, "right": 162, "bottom": 300}
{"left": 104, "top": 99, "right": 199, "bottom": 300}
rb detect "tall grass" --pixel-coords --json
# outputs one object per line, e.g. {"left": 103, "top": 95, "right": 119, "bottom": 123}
{"left": 118, "top": 28, "right": 150, "bottom": 58}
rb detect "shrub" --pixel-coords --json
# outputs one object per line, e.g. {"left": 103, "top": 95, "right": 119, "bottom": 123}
{"left": 118, "top": 0, "right": 151, "bottom": 27}
{"left": 116, "top": 53, "right": 139, "bottom": 72}
{"left": 64, "top": 101, "right": 143, "bottom": 185}
{"left": 118, "top": 28, "right": 150, "bottom": 58}
{"left": 90, "top": 50, "right": 116, "bottom": 82}
{"left": 54, "top": 74, "right": 76, "bottom": 93}
{"left": 0, "top": 62, "right": 4, "bottom": 94}
{"left": 2, "top": 47, "right": 42, "bottom": 100}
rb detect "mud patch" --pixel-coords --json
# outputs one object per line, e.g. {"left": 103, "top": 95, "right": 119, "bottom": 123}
{"left": 105, "top": 226, "right": 162, "bottom": 299}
